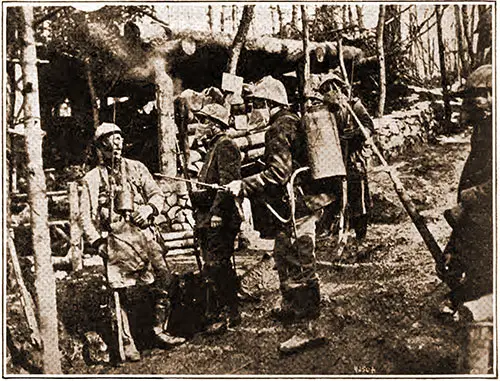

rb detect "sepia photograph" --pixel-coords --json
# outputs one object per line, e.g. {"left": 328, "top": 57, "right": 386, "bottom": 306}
{"left": 2, "top": 2, "right": 495, "bottom": 375}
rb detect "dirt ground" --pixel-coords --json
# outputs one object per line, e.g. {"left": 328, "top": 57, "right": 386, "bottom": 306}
{"left": 7, "top": 134, "right": 479, "bottom": 375}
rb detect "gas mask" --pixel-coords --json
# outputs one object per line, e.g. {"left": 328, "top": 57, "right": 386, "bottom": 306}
{"left": 193, "top": 120, "right": 221, "bottom": 147}
{"left": 460, "top": 89, "right": 492, "bottom": 126}
{"left": 249, "top": 99, "right": 270, "bottom": 128}
{"left": 98, "top": 133, "right": 123, "bottom": 166}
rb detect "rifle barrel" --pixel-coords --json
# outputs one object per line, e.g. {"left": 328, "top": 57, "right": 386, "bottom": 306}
{"left": 154, "top": 173, "right": 226, "bottom": 191}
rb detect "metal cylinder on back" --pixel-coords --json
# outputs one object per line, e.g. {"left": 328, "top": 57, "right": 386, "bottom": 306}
{"left": 303, "top": 104, "right": 346, "bottom": 180}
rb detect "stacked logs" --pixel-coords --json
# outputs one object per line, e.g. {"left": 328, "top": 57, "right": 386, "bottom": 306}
{"left": 186, "top": 125, "right": 268, "bottom": 176}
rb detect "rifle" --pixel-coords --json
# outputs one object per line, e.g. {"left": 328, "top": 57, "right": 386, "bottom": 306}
{"left": 343, "top": 102, "right": 445, "bottom": 270}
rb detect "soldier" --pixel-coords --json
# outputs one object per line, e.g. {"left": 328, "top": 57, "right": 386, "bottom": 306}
{"left": 80, "top": 122, "right": 185, "bottom": 362}
{"left": 226, "top": 76, "right": 324, "bottom": 321}
{"left": 318, "top": 72, "right": 375, "bottom": 241}
{"left": 438, "top": 65, "right": 493, "bottom": 313}
{"left": 191, "top": 104, "right": 243, "bottom": 333}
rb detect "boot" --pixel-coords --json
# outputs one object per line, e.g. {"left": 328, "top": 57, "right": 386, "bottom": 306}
{"left": 123, "top": 338, "right": 141, "bottom": 362}
{"left": 153, "top": 303, "right": 186, "bottom": 347}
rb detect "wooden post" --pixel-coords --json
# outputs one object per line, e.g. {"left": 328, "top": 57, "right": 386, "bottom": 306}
{"left": 465, "top": 322, "right": 493, "bottom": 374}
{"left": 154, "top": 58, "right": 177, "bottom": 177}
{"left": 19, "top": 6, "right": 62, "bottom": 374}
{"left": 68, "top": 182, "right": 82, "bottom": 271}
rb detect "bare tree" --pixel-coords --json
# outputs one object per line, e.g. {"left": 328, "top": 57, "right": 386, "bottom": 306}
{"left": 220, "top": 5, "right": 225, "bottom": 33}
{"left": 207, "top": 5, "right": 213, "bottom": 33}
{"left": 277, "top": 5, "right": 284, "bottom": 37}
{"left": 476, "top": 5, "right": 492, "bottom": 66}
{"left": 356, "top": 5, "right": 365, "bottom": 29}
{"left": 462, "top": 5, "right": 475, "bottom": 68}
{"left": 348, "top": 6, "right": 354, "bottom": 26}
{"left": 454, "top": 5, "right": 470, "bottom": 77}
{"left": 232, "top": 5, "right": 237, "bottom": 33}
{"left": 435, "top": 5, "right": 452, "bottom": 126}
{"left": 20, "top": 6, "right": 62, "bottom": 374}
{"left": 292, "top": 5, "right": 299, "bottom": 30}
{"left": 376, "top": 5, "right": 386, "bottom": 117}
{"left": 226, "top": 5, "right": 255, "bottom": 75}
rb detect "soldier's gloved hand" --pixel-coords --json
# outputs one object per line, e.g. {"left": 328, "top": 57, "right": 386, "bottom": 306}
{"left": 210, "top": 215, "right": 223, "bottom": 228}
{"left": 226, "top": 180, "right": 243, "bottom": 197}
{"left": 132, "top": 204, "right": 154, "bottom": 228}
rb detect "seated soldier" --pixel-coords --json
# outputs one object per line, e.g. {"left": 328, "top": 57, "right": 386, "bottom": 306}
{"left": 80, "top": 122, "right": 185, "bottom": 362}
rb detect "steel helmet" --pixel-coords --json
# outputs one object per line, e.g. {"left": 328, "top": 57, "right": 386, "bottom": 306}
{"left": 252, "top": 76, "right": 289, "bottom": 106}
{"left": 464, "top": 64, "right": 492, "bottom": 91}
{"left": 95, "top": 122, "right": 122, "bottom": 141}
{"left": 197, "top": 103, "right": 230, "bottom": 127}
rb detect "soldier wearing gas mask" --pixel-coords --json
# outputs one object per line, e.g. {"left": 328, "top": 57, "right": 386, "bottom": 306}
{"left": 192, "top": 104, "right": 243, "bottom": 333}
{"left": 438, "top": 65, "right": 493, "bottom": 314}
{"left": 80, "top": 123, "right": 185, "bottom": 362}
{"left": 227, "top": 76, "right": 322, "bottom": 322}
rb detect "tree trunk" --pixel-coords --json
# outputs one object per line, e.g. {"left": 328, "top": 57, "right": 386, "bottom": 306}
{"left": 207, "top": 5, "right": 213, "bottom": 33}
{"left": 348, "top": 6, "right": 354, "bottom": 26}
{"left": 301, "top": 5, "right": 311, "bottom": 98}
{"left": 342, "top": 5, "right": 347, "bottom": 28}
{"left": 454, "top": 5, "right": 470, "bottom": 77}
{"left": 435, "top": 5, "right": 452, "bottom": 126}
{"left": 226, "top": 5, "right": 255, "bottom": 75}
{"left": 356, "top": 5, "right": 365, "bottom": 29}
{"left": 376, "top": 5, "right": 386, "bottom": 117}
{"left": 462, "top": 5, "right": 475, "bottom": 69}
{"left": 154, "top": 58, "right": 177, "bottom": 177}
{"left": 277, "top": 5, "right": 284, "bottom": 37}
{"left": 19, "top": 6, "right": 62, "bottom": 374}
{"left": 232, "top": 5, "right": 237, "bottom": 33}
{"left": 220, "top": 5, "right": 225, "bottom": 33}
{"left": 84, "top": 60, "right": 99, "bottom": 129}
{"left": 292, "top": 5, "right": 299, "bottom": 30}
{"left": 476, "top": 5, "right": 492, "bottom": 66}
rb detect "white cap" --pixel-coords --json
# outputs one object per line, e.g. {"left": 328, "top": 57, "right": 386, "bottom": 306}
{"left": 95, "top": 122, "right": 122, "bottom": 141}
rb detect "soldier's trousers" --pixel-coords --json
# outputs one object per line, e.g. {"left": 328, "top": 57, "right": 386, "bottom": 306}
{"left": 198, "top": 226, "right": 240, "bottom": 319}
{"left": 273, "top": 211, "right": 321, "bottom": 314}
{"left": 441, "top": 213, "right": 493, "bottom": 307}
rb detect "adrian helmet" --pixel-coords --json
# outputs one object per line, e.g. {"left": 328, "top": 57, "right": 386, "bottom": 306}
{"left": 94, "top": 122, "right": 122, "bottom": 141}
{"left": 197, "top": 103, "right": 230, "bottom": 127}
{"left": 464, "top": 64, "right": 492, "bottom": 91}
{"left": 252, "top": 76, "right": 289, "bottom": 106}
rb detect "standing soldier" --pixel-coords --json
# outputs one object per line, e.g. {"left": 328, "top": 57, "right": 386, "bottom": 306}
{"left": 227, "top": 76, "right": 325, "bottom": 321}
{"left": 438, "top": 65, "right": 493, "bottom": 314}
{"left": 319, "top": 72, "right": 375, "bottom": 241}
{"left": 80, "top": 123, "right": 185, "bottom": 362}
{"left": 191, "top": 104, "right": 243, "bottom": 333}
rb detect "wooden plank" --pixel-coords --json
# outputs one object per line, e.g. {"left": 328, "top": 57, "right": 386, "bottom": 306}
{"left": 161, "top": 230, "right": 194, "bottom": 241}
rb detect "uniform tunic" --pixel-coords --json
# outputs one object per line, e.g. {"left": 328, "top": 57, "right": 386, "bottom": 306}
{"left": 241, "top": 109, "right": 322, "bottom": 306}
{"left": 80, "top": 158, "right": 168, "bottom": 289}
{"left": 443, "top": 117, "right": 493, "bottom": 305}
{"left": 192, "top": 133, "right": 242, "bottom": 318}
